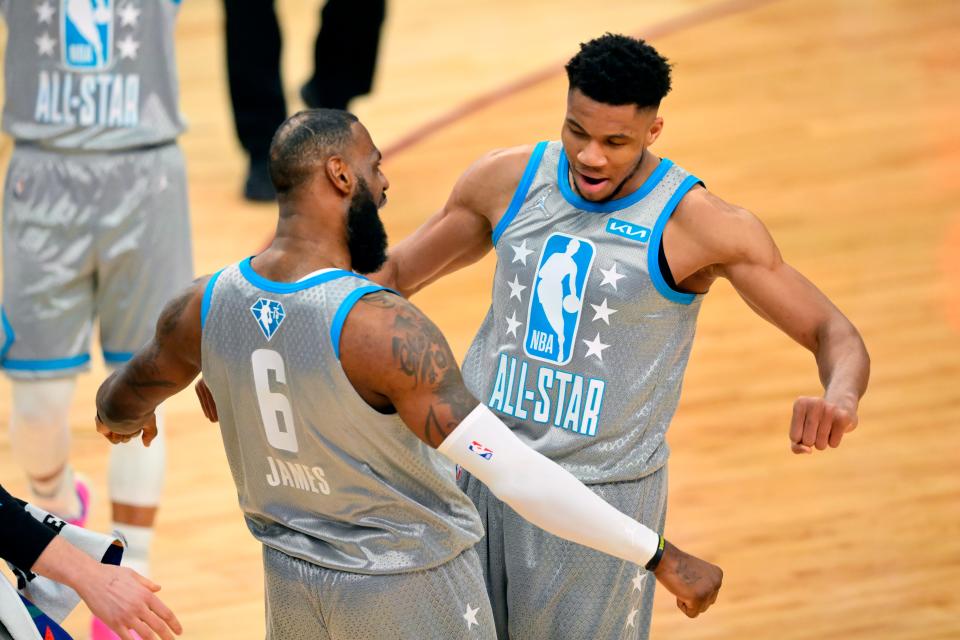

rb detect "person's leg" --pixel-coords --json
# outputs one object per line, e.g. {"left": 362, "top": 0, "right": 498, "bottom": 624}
{"left": 91, "top": 145, "right": 193, "bottom": 640}
{"left": 458, "top": 470, "right": 509, "bottom": 639}
{"left": 2, "top": 145, "right": 96, "bottom": 525}
{"left": 502, "top": 466, "right": 669, "bottom": 640}
{"left": 223, "top": 0, "right": 286, "bottom": 200}
{"left": 302, "top": 0, "right": 386, "bottom": 109}
{"left": 321, "top": 548, "right": 496, "bottom": 639}
{"left": 262, "top": 545, "right": 331, "bottom": 640}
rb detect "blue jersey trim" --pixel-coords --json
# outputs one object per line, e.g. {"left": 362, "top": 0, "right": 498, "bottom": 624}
{"left": 0, "top": 307, "right": 15, "bottom": 362}
{"left": 103, "top": 351, "right": 134, "bottom": 363}
{"left": 3, "top": 353, "right": 91, "bottom": 371}
{"left": 239, "top": 257, "right": 361, "bottom": 293}
{"left": 330, "top": 285, "right": 393, "bottom": 360}
{"left": 648, "top": 174, "right": 703, "bottom": 305}
{"left": 200, "top": 269, "right": 225, "bottom": 331}
{"left": 557, "top": 153, "right": 674, "bottom": 213}
{"left": 492, "top": 141, "right": 549, "bottom": 245}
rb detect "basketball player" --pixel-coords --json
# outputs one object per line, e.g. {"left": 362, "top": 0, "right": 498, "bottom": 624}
{"left": 95, "top": 109, "right": 722, "bottom": 639}
{"left": 0, "top": 4, "right": 193, "bottom": 637}
{"left": 371, "top": 34, "right": 872, "bottom": 639}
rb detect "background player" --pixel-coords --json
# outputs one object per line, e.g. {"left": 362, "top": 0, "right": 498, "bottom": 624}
{"left": 0, "top": 4, "right": 193, "bottom": 637}
{"left": 96, "top": 109, "right": 722, "bottom": 638}
{"left": 372, "top": 33, "right": 871, "bottom": 639}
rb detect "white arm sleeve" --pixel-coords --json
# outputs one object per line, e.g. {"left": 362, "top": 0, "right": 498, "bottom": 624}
{"left": 439, "top": 404, "right": 660, "bottom": 567}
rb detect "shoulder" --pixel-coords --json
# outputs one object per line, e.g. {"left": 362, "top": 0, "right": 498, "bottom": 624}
{"left": 672, "top": 186, "right": 779, "bottom": 268}
{"left": 452, "top": 144, "right": 543, "bottom": 217}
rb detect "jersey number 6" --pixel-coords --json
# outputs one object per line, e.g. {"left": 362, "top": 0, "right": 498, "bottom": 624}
{"left": 251, "top": 348, "right": 299, "bottom": 453}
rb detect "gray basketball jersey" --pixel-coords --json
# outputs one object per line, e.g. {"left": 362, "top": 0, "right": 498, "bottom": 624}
{"left": 462, "top": 141, "right": 704, "bottom": 484}
{"left": 0, "top": 0, "right": 185, "bottom": 150}
{"left": 201, "top": 259, "right": 483, "bottom": 575}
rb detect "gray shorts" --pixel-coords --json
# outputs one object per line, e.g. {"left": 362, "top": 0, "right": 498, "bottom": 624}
{"left": 459, "top": 465, "right": 668, "bottom": 640}
{"left": 263, "top": 544, "right": 496, "bottom": 640}
{"left": 0, "top": 142, "right": 193, "bottom": 378}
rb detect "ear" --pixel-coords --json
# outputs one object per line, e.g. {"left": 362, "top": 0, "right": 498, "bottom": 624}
{"left": 326, "top": 155, "right": 354, "bottom": 196}
{"left": 646, "top": 116, "right": 664, "bottom": 147}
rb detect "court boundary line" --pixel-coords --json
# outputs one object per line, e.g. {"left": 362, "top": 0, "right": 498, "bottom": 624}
{"left": 381, "top": 0, "right": 784, "bottom": 158}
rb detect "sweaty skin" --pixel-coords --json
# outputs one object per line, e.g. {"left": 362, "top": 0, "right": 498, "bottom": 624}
{"left": 373, "top": 89, "right": 870, "bottom": 453}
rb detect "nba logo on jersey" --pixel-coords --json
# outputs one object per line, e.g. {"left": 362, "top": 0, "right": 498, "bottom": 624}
{"left": 523, "top": 233, "right": 596, "bottom": 365}
{"left": 250, "top": 298, "right": 286, "bottom": 340}
{"left": 62, "top": 0, "right": 114, "bottom": 70}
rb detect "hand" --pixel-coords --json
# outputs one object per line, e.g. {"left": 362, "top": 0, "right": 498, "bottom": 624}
{"left": 653, "top": 540, "right": 722, "bottom": 618}
{"left": 73, "top": 563, "right": 182, "bottom": 640}
{"left": 194, "top": 378, "right": 219, "bottom": 422}
{"left": 95, "top": 413, "right": 158, "bottom": 447}
{"left": 789, "top": 395, "right": 858, "bottom": 454}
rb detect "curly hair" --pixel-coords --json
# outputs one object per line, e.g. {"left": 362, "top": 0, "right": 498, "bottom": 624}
{"left": 565, "top": 33, "right": 672, "bottom": 108}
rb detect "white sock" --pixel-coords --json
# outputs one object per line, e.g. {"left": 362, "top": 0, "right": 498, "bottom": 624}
{"left": 113, "top": 523, "right": 153, "bottom": 577}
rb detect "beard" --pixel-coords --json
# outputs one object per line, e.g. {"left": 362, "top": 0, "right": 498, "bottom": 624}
{"left": 346, "top": 178, "right": 388, "bottom": 274}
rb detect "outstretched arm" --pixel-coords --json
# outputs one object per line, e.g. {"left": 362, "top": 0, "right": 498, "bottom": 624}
{"left": 96, "top": 277, "right": 209, "bottom": 445}
{"left": 370, "top": 146, "right": 533, "bottom": 297}
{"left": 339, "top": 290, "right": 723, "bottom": 618}
{"left": 674, "top": 190, "right": 870, "bottom": 453}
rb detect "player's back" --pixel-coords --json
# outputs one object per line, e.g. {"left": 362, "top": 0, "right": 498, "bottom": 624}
{"left": 200, "top": 259, "right": 483, "bottom": 574}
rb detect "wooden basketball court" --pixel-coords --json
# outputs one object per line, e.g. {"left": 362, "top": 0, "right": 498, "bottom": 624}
{"left": 0, "top": 0, "right": 958, "bottom": 637}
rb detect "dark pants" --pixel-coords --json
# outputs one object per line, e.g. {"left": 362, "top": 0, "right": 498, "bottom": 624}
{"left": 223, "top": 0, "right": 386, "bottom": 159}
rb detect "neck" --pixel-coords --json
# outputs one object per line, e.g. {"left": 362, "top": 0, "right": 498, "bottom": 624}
{"left": 252, "top": 203, "right": 352, "bottom": 281}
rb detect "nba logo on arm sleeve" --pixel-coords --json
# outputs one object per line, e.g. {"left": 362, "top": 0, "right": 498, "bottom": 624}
{"left": 467, "top": 441, "right": 494, "bottom": 460}
{"left": 62, "top": 0, "right": 114, "bottom": 70}
{"left": 523, "top": 234, "right": 596, "bottom": 365}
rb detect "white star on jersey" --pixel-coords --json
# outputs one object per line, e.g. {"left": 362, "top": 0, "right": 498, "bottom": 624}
{"left": 590, "top": 298, "right": 618, "bottom": 325}
{"left": 505, "top": 310, "right": 522, "bottom": 338}
{"left": 117, "top": 34, "right": 140, "bottom": 59}
{"left": 582, "top": 333, "right": 610, "bottom": 361}
{"left": 463, "top": 604, "right": 480, "bottom": 630}
{"left": 118, "top": 3, "right": 142, "bottom": 27}
{"left": 626, "top": 608, "right": 639, "bottom": 629}
{"left": 507, "top": 274, "right": 526, "bottom": 301}
{"left": 36, "top": 1, "right": 55, "bottom": 24}
{"left": 511, "top": 239, "right": 534, "bottom": 266}
{"left": 35, "top": 32, "right": 56, "bottom": 57}
{"left": 632, "top": 569, "right": 647, "bottom": 592}
{"left": 599, "top": 263, "right": 626, "bottom": 290}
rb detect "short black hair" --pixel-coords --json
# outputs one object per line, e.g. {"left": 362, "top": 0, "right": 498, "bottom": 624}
{"left": 565, "top": 33, "right": 672, "bottom": 108}
{"left": 269, "top": 109, "right": 359, "bottom": 196}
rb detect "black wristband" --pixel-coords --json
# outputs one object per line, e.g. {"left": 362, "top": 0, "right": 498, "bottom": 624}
{"left": 644, "top": 535, "right": 665, "bottom": 572}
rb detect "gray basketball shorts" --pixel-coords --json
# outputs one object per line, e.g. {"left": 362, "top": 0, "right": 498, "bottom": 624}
{"left": 458, "top": 465, "right": 668, "bottom": 640}
{"left": 0, "top": 142, "right": 193, "bottom": 379}
{"left": 262, "top": 544, "right": 497, "bottom": 639}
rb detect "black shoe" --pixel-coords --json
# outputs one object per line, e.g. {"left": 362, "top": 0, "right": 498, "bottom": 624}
{"left": 244, "top": 157, "right": 276, "bottom": 202}
{"left": 300, "top": 82, "right": 349, "bottom": 111}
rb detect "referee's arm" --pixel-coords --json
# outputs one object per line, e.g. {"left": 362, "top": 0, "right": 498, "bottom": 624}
{"left": 0, "top": 482, "right": 57, "bottom": 573}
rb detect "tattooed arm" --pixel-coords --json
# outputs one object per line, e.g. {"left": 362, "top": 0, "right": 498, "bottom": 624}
{"left": 338, "top": 290, "right": 723, "bottom": 618}
{"left": 96, "top": 277, "right": 209, "bottom": 445}
{"left": 338, "top": 290, "right": 478, "bottom": 446}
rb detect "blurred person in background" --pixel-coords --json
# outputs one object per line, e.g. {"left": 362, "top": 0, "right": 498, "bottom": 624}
{"left": 223, "top": 0, "right": 387, "bottom": 201}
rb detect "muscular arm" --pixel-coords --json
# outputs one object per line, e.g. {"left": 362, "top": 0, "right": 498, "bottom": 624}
{"left": 370, "top": 146, "right": 534, "bottom": 297}
{"left": 670, "top": 190, "right": 870, "bottom": 452}
{"left": 96, "top": 277, "right": 209, "bottom": 438}
{"left": 339, "top": 290, "right": 722, "bottom": 616}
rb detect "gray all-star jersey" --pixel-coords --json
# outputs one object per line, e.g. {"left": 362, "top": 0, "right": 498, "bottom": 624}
{"left": 462, "top": 141, "right": 704, "bottom": 484}
{"left": 200, "top": 259, "right": 483, "bottom": 574}
{"left": 0, "top": 0, "right": 185, "bottom": 150}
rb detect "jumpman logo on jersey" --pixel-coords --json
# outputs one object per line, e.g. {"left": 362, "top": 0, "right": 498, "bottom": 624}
{"left": 523, "top": 233, "right": 596, "bottom": 365}
{"left": 250, "top": 298, "right": 286, "bottom": 340}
